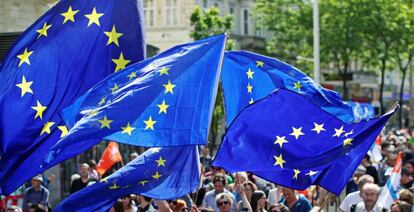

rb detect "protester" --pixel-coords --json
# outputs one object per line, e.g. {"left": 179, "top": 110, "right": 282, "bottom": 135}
{"left": 202, "top": 174, "right": 237, "bottom": 212}
{"left": 390, "top": 201, "right": 411, "bottom": 212}
{"left": 279, "top": 187, "right": 312, "bottom": 212}
{"left": 250, "top": 191, "right": 267, "bottom": 212}
{"left": 122, "top": 194, "right": 138, "bottom": 212}
{"left": 5, "top": 205, "right": 22, "bottom": 212}
{"left": 340, "top": 175, "right": 375, "bottom": 211}
{"left": 215, "top": 193, "right": 234, "bottom": 212}
{"left": 22, "top": 175, "right": 50, "bottom": 212}
{"left": 70, "top": 163, "right": 96, "bottom": 194}
{"left": 350, "top": 183, "right": 387, "bottom": 212}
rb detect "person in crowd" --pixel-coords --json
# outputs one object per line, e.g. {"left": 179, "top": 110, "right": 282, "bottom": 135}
{"left": 88, "top": 159, "right": 100, "bottom": 181}
{"left": 234, "top": 179, "right": 253, "bottom": 212}
{"left": 340, "top": 174, "right": 375, "bottom": 211}
{"left": 5, "top": 205, "right": 22, "bottom": 212}
{"left": 238, "top": 181, "right": 257, "bottom": 211}
{"left": 349, "top": 183, "right": 387, "bottom": 212}
{"left": 22, "top": 174, "right": 50, "bottom": 212}
{"left": 28, "top": 204, "right": 47, "bottom": 212}
{"left": 173, "top": 199, "right": 188, "bottom": 212}
{"left": 110, "top": 199, "right": 124, "bottom": 212}
{"left": 279, "top": 187, "right": 312, "bottom": 212}
{"left": 346, "top": 165, "right": 366, "bottom": 194}
{"left": 268, "top": 204, "right": 289, "bottom": 212}
{"left": 200, "top": 146, "right": 213, "bottom": 173}
{"left": 362, "top": 155, "right": 379, "bottom": 184}
{"left": 70, "top": 163, "right": 96, "bottom": 194}
{"left": 250, "top": 190, "right": 267, "bottom": 212}
{"left": 404, "top": 160, "right": 414, "bottom": 176}
{"left": 267, "top": 186, "right": 282, "bottom": 206}
{"left": 202, "top": 173, "right": 237, "bottom": 212}
{"left": 137, "top": 195, "right": 157, "bottom": 212}
{"left": 215, "top": 193, "right": 234, "bottom": 212}
{"left": 121, "top": 194, "right": 138, "bottom": 212}
{"left": 390, "top": 201, "right": 411, "bottom": 212}
{"left": 398, "top": 189, "right": 413, "bottom": 207}
{"left": 400, "top": 168, "right": 414, "bottom": 192}
{"left": 230, "top": 172, "right": 249, "bottom": 202}
{"left": 378, "top": 144, "right": 397, "bottom": 186}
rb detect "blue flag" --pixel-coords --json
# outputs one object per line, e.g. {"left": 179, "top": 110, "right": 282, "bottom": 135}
{"left": 221, "top": 51, "right": 355, "bottom": 125}
{"left": 43, "top": 34, "right": 226, "bottom": 165}
{"left": 212, "top": 88, "right": 396, "bottom": 195}
{"left": 347, "top": 101, "right": 375, "bottom": 121}
{"left": 0, "top": 0, "right": 145, "bottom": 194}
{"left": 55, "top": 146, "right": 200, "bottom": 212}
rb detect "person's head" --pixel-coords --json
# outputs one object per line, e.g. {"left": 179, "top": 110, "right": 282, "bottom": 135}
{"left": 251, "top": 190, "right": 267, "bottom": 211}
{"left": 361, "top": 183, "right": 380, "bottom": 210}
{"left": 354, "top": 165, "right": 366, "bottom": 179}
{"left": 129, "top": 152, "right": 139, "bottom": 161}
{"left": 405, "top": 160, "right": 414, "bottom": 175}
{"left": 167, "top": 200, "right": 178, "bottom": 211}
{"left": 31, "top": 174, "right": 43, "bottom": 188}
{"left": 399, "top": 189, "right": 414, "bottom": 205}
{"left": 391, "top": 201, "right": 411, "bottom": 212}
{"left": 243, "top": 181, "right": 257, "bottom": 199}
{"left": 213, "top": 173, "right": 227, "bottom": 193}
{"left": 400, "top": 168, "right": 413, "bottom": 185}
{"left": 215, "top": 193, "right": 232, "bottom": 212}
{"left": 268, "top": 204, "right": 289, "bottom": 212}
{"left": 235, "top": 172, "right": 248, "bottom": 184}
{"left": 79, "top": 163, "right": 90, "bottom": 177}
{"left": 173, "top": 199, "right": 188, "bottom": 212}
{"left": 281, "top": 187, "right": 297, "bottom": 205}
{"left": 6, "top": 205, "right": 22, "bottom": 212}
{"left": 357, "top": 174, "right": 374, "bottom": 191}
{"left": 109, "top": 199, "right": 124, "bottom": 212}
{"left": 211, "top": 166, "right": 225, "bottom": 175}
{"left": 88, "top": 159, "right": 97, "bottom": 169}
{"left": 121, "top": 194, "right": 133, "bottom": 208}
{"left": 28, "top": 204, "right": 46, "bottom": 212}
{"left": 138, "top": 195, "right": 152, "bottom": 204}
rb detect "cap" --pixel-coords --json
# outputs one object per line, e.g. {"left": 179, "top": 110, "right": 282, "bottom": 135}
{"left": 32, "top": 174, "right": 43, "bottom": 182}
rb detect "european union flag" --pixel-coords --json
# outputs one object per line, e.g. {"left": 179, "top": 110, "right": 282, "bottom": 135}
{"left": 0, "top": 0, "right": 145, "bottom": 194}
{"left": 212, "top": 88, "right": 396, "bottom": 195}
{"left": 43, "top": 34, "right": 226, "bottom": 165}
{"left": 55, "top": 146, "right": 200, "bottom": 212}
{"left": 221, "top": 51, "right": 355, "bottom": 125}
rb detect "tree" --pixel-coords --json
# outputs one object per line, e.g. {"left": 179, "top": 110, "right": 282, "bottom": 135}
{"left": 189, "top": 5, "right": 234, "bottom": 152}
{"left": 254, "top": 0, "right": 313, "bottom": 74}
{"left": 389, "top": 1, "right": 414, "bottom": 128}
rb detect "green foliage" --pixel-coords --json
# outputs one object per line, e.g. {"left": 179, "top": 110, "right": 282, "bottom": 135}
{"left": 189, "top": 5, "right": 234, "bottom": 151}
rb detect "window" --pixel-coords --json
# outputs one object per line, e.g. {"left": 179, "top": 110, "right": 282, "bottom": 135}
{"left": 242, "top": 8, "right": 249, "bottom": 35}
{"left": 143, "top": 0, "right": 155, "bottom": 27}
{"left": 165, "top": 0, "right": 179, "bottom": 26}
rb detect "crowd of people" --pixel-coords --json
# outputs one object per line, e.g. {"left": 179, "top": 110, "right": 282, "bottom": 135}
{"left": 2, "top": 128, "right": 414, "bottom": 212}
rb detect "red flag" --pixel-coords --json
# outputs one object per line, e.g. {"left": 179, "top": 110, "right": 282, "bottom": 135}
{"left": 96, "top": 142, "right": 122, "bottom": 176}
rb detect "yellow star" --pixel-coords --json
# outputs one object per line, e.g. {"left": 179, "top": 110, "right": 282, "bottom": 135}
{"left": 256, "top": 61, "right": 264, "bottom": 67}
{"left": 333, "top": 126, "right": 344, "bottom": 137}
{"left": 36, "top": 22, "right": 52, "bottom": 38}
{"left": 109, "top": 182, "right": 120, "bottom": 190}
{"left": 293, "top": 81, "right": 302, "bottom": 91}
{"left": 138, "top": 180, "right": 148, "bottom": 186}
{"left": 246, "top": 68, "right": 254, "bottom": 79}
{"left": 58, "top": 125, "right": 68, "bottom": 138}
{"left": 98, "top": 97, "right": 106, "bottom": 106}
{"left": 343, "top": 138, "right": 353, "bottom": 146}
{"left": 61, "top": 6, "right": 79, "bottom": 24}
{"left": 274, "top": 136, "right": 289, "bottom": 148}
{"left": 16, "top": 76, "right": 33, "bottom": 97}
{"left": 31, "top": 100, "right": 47, "bottom": 120}
{"left": 112, "top": 53, "right": 131, "bottom": 72}
{"left": 144, "top": 116, "right": 156, "bottom": 130}
{"left": 98, "top": 115, "right": 113, "bottom": 129}
{"left": 86, "top": 109, "right": 99, "bottom": 117}
{"left": 157, "top": 100, "right": 169, "bottom": 114}
{"left": 159, "top": 67, "right": 170, "bottom": 76}
{"left": 311, "top": 123, "right": 326, "bottom": 134}
{"left": 306, "top": 170, "right": 318, "bottom": 176}
{"left": 121, "top": 122, "right": 135, "bottom": 136}
{"left": 110, "top": 84, "right": 119, "bottom": 93}
{"left": 100, "top": 178, "right": 109, "bottom": 183}
{"left": 247, "top": 83, "right": 253, "bottom": 93}
{"left": 163, "top": 80, "right": 176, "bottom": 94}
{"left": 290, "top": 127, "right": 305, "bottom": 140}
{"left": 152, "top": 171, "right": 162, "bottom": 180}
{"left": 156, "top": 156, "right": 166, "bottom": 167}
{"left": 40, "top": 121, "right": 55, "bottom": 135}
{"left": 344, "top": 129, "right": 354, "bottom": 137}
{"left": 249, "top": 98, "right": 254, "bottom": 104}
{"left": 104, "top": 25, "right": 123, "bottom": 46}
{"left": 274, "top": 154, "right": 286, "bottom": 169}
{"left": 85, "top": 7, "right": 104, "bottom": 27}
{"left": 17, "top": 48, "right": 33, "bottom": 67}
{"left": 293, "top": 169, "right": 300, "bottom": 179}
{"left": 127, "top": 71, "right": 137, "bottom": 80}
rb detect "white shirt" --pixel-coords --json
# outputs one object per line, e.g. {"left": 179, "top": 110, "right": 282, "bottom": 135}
{"left": 340, "top": 191, "right": 363, "bottom": 212}
{"left": 267, "top": 188, "right": 282, "bottom": 205}
{"left": 353, "top": 202, "right": 386, "bottom": 212}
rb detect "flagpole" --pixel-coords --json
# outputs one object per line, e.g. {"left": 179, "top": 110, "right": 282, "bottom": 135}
{"left": 313, "top": 0, "right": 320, "bottom": 84}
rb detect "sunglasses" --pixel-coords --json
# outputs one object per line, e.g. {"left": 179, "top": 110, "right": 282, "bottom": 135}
{"left": 167, "top": 200, "right": 177, "bottom": 205}
{"left": 217, "top": 201, "right": 230, "bottom": 206}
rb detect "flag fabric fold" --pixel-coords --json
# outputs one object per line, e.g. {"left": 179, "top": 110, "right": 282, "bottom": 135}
{"left": 55, "top": 146, "right": 200, "bottom": 212}
{"left": 221, "top": 51, "right": 355, "bottom": 125}
{"left": 96, "top": 142, "right": 123, "bottom": 176}
{"left": 0, "top": 0, "right": 145, "bottom": 195}
{"left": 43, "top": 34, "right": 226, "bottom": 165}
{"left": 212, "top": 88, "right": 396, "bottom": 195}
